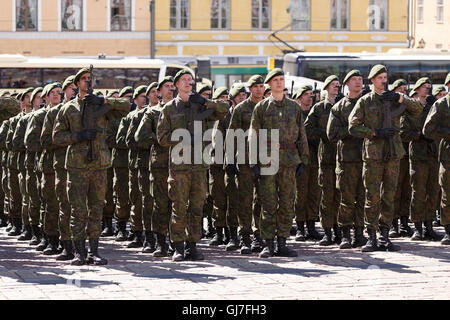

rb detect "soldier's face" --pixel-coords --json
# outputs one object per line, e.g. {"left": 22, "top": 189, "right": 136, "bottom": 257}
{"left": 234, "top": 92, "right": 247, "bottom": 105}
{"left": 148, "top": 88, "right": 159, "bottom": 104}
{"left": 371, "top": 72, "right": 388, "bottom": 91}
{"left": 219, "top": 94, "right": 229, "bottom": 102}
{"left": 32, "top": 93, "right": 42, "bottom": 110}
{"left": 347, "top": 76, "right": 363, "bottom": 92}
{"left": 269, "top": 76, "right": 285, "bottom": 93}
{"left": 394, "top": 85, "right": 407, "bottom": 94}
{"left": 78, "top": 73, "right": 92, "bottom": 92}
{"left": 64, "top": 83, "right": 77, "bottom": 100}
{"left": 49, "top": 88, "right": 62, "bottom": 105}
{"left": 249, "top": 83, "right": 265, "bottom": 99}
{"left": 23, "top": 92, "right": 32, "bottom": 106}
{"left": 111, "top": 93, "right": 119, "bottom": 98}
{"left": 417, "top": 84, "right": 431, "bottom": 98}
{"left": 161, "top": 82, "right": 175, "bottom": 101}
{"left": 200, "top": 90, "right": 211, "bottom": 99}
{"left": 299, "top": 90, "right": 313, "bottom": 108}
{"left": 327, "top": 80, "right": 340, "bottom": 96}
{"left": 123, "top": 93, "right": 133, "bottom": 100}
{"left": 134, "top": 93, "right": 147, "bottom": 108}
{"left": 264, "top": 91, "right": 271, "bottom": 98}
{"left": 176, "top": 74, "right": 194, "bottom": 94}
{"left": 436, "top": 90, "right": 447, "bottom": 100}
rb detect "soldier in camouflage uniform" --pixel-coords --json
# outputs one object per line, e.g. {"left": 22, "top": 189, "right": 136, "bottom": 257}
{"left": 401, "top": 78, "right": 441, "bottom": 241}
{"left": 157, "top": 69, "right": 228, "bottom": 261}
{"left": 326, "top": 70, "right": 367, "bottom": 249}
{"left": 348, "top": 65, "right": 423, "bottom": 252}
{"left": 53, "top": 68, "right": 130, "bottom": 265}
{"left": 249, "top": 69, "right": 309, "bottom": 258}
{"left": 305, "top": 75, "right": 342, "bottom": 246}
{"left": 444, "top": 73, "right": 450, "bottom": 92}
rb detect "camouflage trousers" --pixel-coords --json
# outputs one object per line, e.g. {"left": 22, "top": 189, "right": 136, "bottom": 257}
{"left": 113, "top": 167, "right": 130, "bottom": 222}
{"left": 168, "top": 169, "right": 207, "bottom": 243}
{"left": 318, "top": 164, "right": 340, "bottom": 228}
{"left": 19, "top": 170, "right": 30, "bottom": 226}
{"left": 2, "top": 165, "right": 9, "bottom": 217}
{"left": 103, "top": 167, "right": 115, "bottom": 220}
{"left": 55, "top": 168, "right": 71, "bottom": 241}
{"left": 67, "top": 169, "right": 106, "bottom": 241}
{"left": 150, "top": 168, "right": 170, "bottom": 236}
{"left": 225, "top": 170, "right": 240, "bottom": 230}
{"left": 7, "top": 168, "right": 21, "bottom": 219}
{"left": 129, "top": 168, "right": 143, "bottom": 232}
{"left": 25, "top": 168, "right": 41, "bottom": 226}
{"left": 335, "top": 161, "right": 365, "bottom": 227}
{"left": 209, "top": 166, "right": 238, "bottom": 229}
{"left": 236, "top": 164, "right": 259, "bottom": 235}
{"left": 259, "top": 166, "right": 296, "bottom": 239}
{"left": 439, "top": 162, "right": 450, "bottom": 226}
{"left": 0, "top": 166, "right": 4, "bottom": 216}
{"left": 295, "top": 164, "right": 320, "bottom": 223}
{"left": 394, "top": 157, "right": 411, "bottom": 218}
{"left": 41, "top": 171, "right": 59, "bottom": 237}
{"left": 138, "top": 167, "right": 153, "bottom": 231}
{"left": 410, "top": 160, "right": 440, "bottom": 223}
{"left": 203, "top": 170, "right": 213, "bottom": 219}
{"left": 362, "top": 160, "right": 400, "bottom": 230}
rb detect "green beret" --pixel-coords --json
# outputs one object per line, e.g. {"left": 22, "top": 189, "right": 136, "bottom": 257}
{"left": 212, "top": 87, "right": 229, "bottom": 100}
{"left": 157, "top": 76, "right": 174, "bottom": 90}
{"left": 198, "top": 84, "right": 212, "bottom": 95}
{"left": 30, "top": 87, "right": 43, "bottom": 103}
{"left": 106, "top": 90, "right": 119, "bottom": 98}
{"left": 11, "top": 92, "right": 19, "bottom": 98}
{"left": 445, "top": 73, "right": 450, "bottom": 86}
{"left": 62, "top": 75, "right": 76, "bottom": 91}
{"left": 119, "top": 86, "right": 134, "bottom": 98}
{"left": 41, "top": 83, "right": 53, "bottom": 98}
{"left": 368, "top": 64, "right": 387, "bottom": 79}
{"left": 432, "top": 85, "right": 446, "bottom": 97}
{"left": 392, "top": 79, "right": 408, "bottom": 91}
{"left": 16, "top": 92, "right": 23, "bottom": 101}
{"left": 412, "top": 77, "right": 431, "bottom": 91}
{"left": 133, "top": 85, "right": 147, "bottom": 100}
{"left": 323, "top": 75, "right": 339, "bottom": 90}
{"left": 229, "top": 84, "right": 246, "bottom": 99}
{"left": 173, "top": 69, "right": 194, "bottom": 85}
{"left": 343, "top": 70, "right": 362, "bottom": 85}
{"left": 409, "top": 90, "right": 417, "bottom": 98}
{"left": 74, "top": 67, "right": 90, "bottom": 86}
{"left": 0, "top": 91, "right": 10, "bottom": 97}
{"left": 46, "top": 83, "right": 62, "bottom": 96}
{"left": 146, "top": 82, "right": 158, "bottom": 96}
{"left": 264, "top": 84, "right": 271, "bottom": 95}
{"left": 20, "top": 87, "right": 34, "bottom": 100}
{"left": 265, "top": 68, "right": 284, "bottom": 84}
{"left": 94, "top": 90, "right": 103, "bottom": 96}
{"left": 294, "top": 85, "right": 313, "bottom": 99}
{"left": 247, "top": 75, "right": 265, "bottom": 87}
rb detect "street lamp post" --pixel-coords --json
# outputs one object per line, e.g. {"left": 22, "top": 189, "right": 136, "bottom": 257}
{"left": 149, "top": 0, "right": 155, "bottom": 59}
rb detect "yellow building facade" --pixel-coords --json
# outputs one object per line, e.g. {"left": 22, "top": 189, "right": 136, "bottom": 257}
{"left": 0, "top": 0, "right": 409, "bottom": 57}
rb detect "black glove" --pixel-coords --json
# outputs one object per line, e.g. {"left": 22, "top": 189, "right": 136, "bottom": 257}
{"left": 381, "top": 91, "right": 400, "bottom": 102}
{"left": 189, "top": 92, "right": 207, "bottom": 105}
{"left": 84, "top": 94, "right": 104, "bottom": 106}
{"left": 225, "top": 164, "right": 239, "bottom": 177}
{"left": 426, "top": 94, "right": 437, "bottom": 106}
{"left": 76, "top": 129, "right": 97, "bottom": 142}
{"left": 296, "top": 163, "right": 305, "bottom": 177}
{"left": 335, "top": 91, "right": 345, "bottom": 103}
{"left": 375, "top": 128, "right": 396, "bottom": 138}
{"left": 250, "top": 165, "right": 261, "bottom": 180}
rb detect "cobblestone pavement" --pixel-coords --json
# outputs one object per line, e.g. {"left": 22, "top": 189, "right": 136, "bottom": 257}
{"left": 1, "top": 225, "right": 449, "bottom": 300}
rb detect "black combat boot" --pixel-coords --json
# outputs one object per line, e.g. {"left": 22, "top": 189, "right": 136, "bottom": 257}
{"left": 223, "top": 227, "right": 230, "bottom": 245}
{"left": 115, "top": 221, "right": 128, "bottom": 241}
{"left": 29, "top": 225, "right": 42, "bottom": 246}
{"left": 127, "top": 231, "right": 144, "bottom": 248}
{"left": 56, "top": 240, "right": 74, "bottom": 261}
{"left": 410, "top": 222, "right": 423, "bottom": 240}
{"left": 333, "top": 224, "right": 342, "bottom": 244}
{"left": 352, "top": 226, "right": 367, "bottom": 248}
{"left": 7, "top": 218, "right": 22, "bottom": 236}
{"left": 441, "top": 225, "right": 450, "bottom": 245}
{"left": 378, "top": 227, "right": 401, "bottom": 251}
{"left": 389, "top": 218, "right": 400, "bottom": 238}
{"left": 319, "top": 228, "right": 333, "bottom": 246}
{"left": 361, "top": 228, "right": 378, "bottom": 252}
{"left": 306, "top": 220, "right": 322, "bottom": 240}
{"left": 290, "top": 225, "right": 297, "bottom": 236}
{"left": 399, "top": 216, "right": 413, "bottom": 237}
{"left": 295, "top": 221, "right": 306, "bottom": 242}
{"left": 100, "top": 216, "right": 114, "bottom": 237}
{"left": 251, "top": 234, "right": 264, "bottom": 253}
{"left": 225, "top": 227, "right": 239, "bottom": 251}
{"left": 17, "top": 224, "right": 32, "bottom": 241}
{"left": 86, "top": 238, "right": 108, "bottom": 265}
{"left": 172, "top": 242, "right": 185, "bottom": 262}
{"left": 423, "top": 220, "right": 442, "bottom": 241}
{"left": 153, "top": 233, "right": 168, "bottom": 257}
{"left": 142, "top": 231, "right": 156, "bottom": 253}
{"left": 275, "top": 236, "right": 298, "bottom": 257}
{"left": 71, "top": 240, "right": 87, "bottom": 266}
{"left": 43, "top": 236, "right": 60, "bottom": 255}
{"left": 259, "top": 239, "right": 275, "bottom": 258}
{"left": 204, "top": 216, "right": 215, "bottom": 238}
{"left": 339, "top": 226, "right": 352, "bottom": 249}
{"left": 240, "top": 234, "right": 252, "bottom": 255}
{"left": 5, "top": 217, "right": 13, "bottom": 232}
{"left": 36, "top": 233, "right": 49, "bottom": 251}
{"left": 185, "top": 242, "right": 204, "bottom": 261}
{"left": 209, "top": 227, "right": 224, "bottom": 246}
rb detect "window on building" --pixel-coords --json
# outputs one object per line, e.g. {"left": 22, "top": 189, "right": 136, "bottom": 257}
{"left": 16, "top": 0, "right": 38, "bottom": 31}
{"left": 330, "top": 0, "right": 349, "bottom": 30}
{"left": 61, "top": 0, "right": 83, "bottom": 31}
{"left": 417, "top": 0, "right": 423, "bottom": 23}
{"left": 437, "top": 0, "right": 444, "bottom": 23}
{"left": 368, "top": 0, "right": 388, "bottom": 30}
{"left": 111, "top": 0, "right": 132, "bottom": 31}
{"left": 211, "top": 0, "right": 230, "bottom": 29}
{"left": 170, "top": 0, "right": 190, "bottom": 29}
{"left": 251, "top": 0, "right": 270, "bottom": 30}
{"left": 288, "top": 0, "right": 310, "bottom": 31}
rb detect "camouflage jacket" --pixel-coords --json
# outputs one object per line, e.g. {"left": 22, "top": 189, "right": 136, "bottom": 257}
{"left": 6, "top": 111, "right": 26, "bottom": 170}
{"left": 301, "top": 109, "right": 319, "bottom": 166}
{"left": 304, "top": 98, "right": 336, "bottom": 166}
{"left": 135, "top": 102, "right": 169, "bottom": 169}
{"left": 0, "top": 120, "right": 10, "bottom": 167}
{"left": 53, "top": 96, "right": 130, "bottom": 170}
{"left": 116, "top": 109, "right": 138, "bottom": 169}
{"left": 213, "top": 108, "right": 232, "bottom": 167}
{"left": 348, "top": 91, "right": 423, "bottom": 162}
{"left": 157, "top": 96, "right": 228, "bottom": 171}
{"left": 12, "top": 111, "right": 34, "bottom": 171}
{"left": 24, "top": 107, "right": 48, "bottom": 172}
{"left": 326, "top": 96, "right": 363, "bottom": 163}
{"left": 126, "top": 106, "right": 149, "bottom": 170}
{"left": 0, "top": 98, "right": 21, "bottom": 123}
{"left": 106, "top": 118, "right": 127, "bottom": 168}
{"left": 423, "top": 94, "right": 450, "bottom": 163}
{"left": 41, "top": 103, "right": 67, "bottom": 171}
{"left": 249, "top": 95, "right": 309, "bottom": 168}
